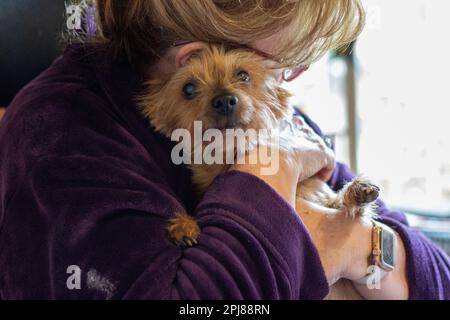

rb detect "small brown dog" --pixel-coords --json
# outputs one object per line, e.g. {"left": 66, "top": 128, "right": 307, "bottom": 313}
{"left": 139, "top": 45, "right": 379, "bottom": 248}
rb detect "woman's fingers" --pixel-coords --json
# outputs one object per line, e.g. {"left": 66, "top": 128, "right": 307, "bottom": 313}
{"left": 290, "top": 115, "right": 336, "bottom": 181}
{"left": 317, "top": 166, "right": 334, "bottom": 182}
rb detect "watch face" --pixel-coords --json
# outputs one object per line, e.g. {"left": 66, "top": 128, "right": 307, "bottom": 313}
{"left": 381, "top": 228, "right": 395, "bottom": 269}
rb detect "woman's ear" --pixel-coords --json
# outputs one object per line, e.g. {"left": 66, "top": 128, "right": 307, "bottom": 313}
{"left": 175, "top": 42, "right": 209, "bottom": 68}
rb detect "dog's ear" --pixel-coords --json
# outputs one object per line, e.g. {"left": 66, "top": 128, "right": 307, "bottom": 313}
{"left": 274, "top": 86, "right": 292, "bottom": 108}
{"left": 137, "top": 76, "right": 170, "bottom": 116}
{"left": 270, "top": 86, "right": 293, "bottom": 120}
{"left": 176, "top": 42, "right": 209, "bottom": 68}
{"left": 142, "top": 76, "right": 170, "bottom": 99}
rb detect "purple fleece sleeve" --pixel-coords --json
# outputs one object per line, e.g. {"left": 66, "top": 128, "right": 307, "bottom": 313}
{"left": 125, "top": 171, "right": 329, "bottom": 299}
{"left": 0, "top": 155, "right": 328, "bottom": 299}
{"left": 302, "top": 112, "right": 450, "bottom": 300}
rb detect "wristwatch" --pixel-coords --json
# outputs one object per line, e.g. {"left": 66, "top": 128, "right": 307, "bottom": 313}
{"left": 354, "top": 219, "right": 397, "bottom": 285}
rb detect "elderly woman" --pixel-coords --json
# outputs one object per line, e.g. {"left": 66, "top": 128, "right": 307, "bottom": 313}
{"left": 0, "top": 0, "right": 448, "bottom": 299}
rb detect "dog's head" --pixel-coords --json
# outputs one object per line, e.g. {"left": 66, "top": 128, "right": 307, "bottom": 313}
{"left": 139, "top": 45, "right": 292, "bottom": 137}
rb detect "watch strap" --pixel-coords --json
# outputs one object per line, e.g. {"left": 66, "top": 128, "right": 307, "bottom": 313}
{"left": 353, "top": 265, "right": 388, "bottom": 285}
{"left": 353, "top": 219, "right": 396, "bottom": 286}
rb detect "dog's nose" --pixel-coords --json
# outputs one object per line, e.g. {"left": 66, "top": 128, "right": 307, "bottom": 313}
{"left": 211, "top": 95, "right": 238, "bottom": 115}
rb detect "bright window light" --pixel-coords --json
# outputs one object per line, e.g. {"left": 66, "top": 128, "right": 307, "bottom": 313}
{"left": 356, "top": 0, "right": 450, "bottom": 215}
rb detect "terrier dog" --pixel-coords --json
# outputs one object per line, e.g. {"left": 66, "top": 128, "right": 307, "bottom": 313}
{"left": 139, "top": 45, "right": 379, "bottom": 249}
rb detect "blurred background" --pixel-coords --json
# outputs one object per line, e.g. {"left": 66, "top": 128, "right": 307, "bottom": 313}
{"left": 1, "top": 0, "right": 449, "bottom": 253}
{"left": 285, "top": 0, "right": 450, "bottom": 252}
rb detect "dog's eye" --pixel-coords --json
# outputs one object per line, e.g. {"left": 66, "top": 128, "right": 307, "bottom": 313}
{"left": 237, "top": 70, "right": 250, "bottom": 82}
{"left": 182, "top": 83, "right": 197, "bottom": 100}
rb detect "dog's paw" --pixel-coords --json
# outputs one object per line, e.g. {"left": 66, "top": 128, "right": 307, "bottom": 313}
{"left": 356, "top": 182, "right": 380, "bottom": 204}
{"left": 347, "top": 178, "right": 380, "bottom": 205}
{"left": 342, "top": 177, "right": 380, "bottom": 218}
{"left": 167, "top": 213, "right": 200, "bottom": 247}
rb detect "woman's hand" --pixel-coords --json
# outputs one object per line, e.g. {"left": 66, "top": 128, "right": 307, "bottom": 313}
{"left": 231, "top": 116, "right": 336, "bottom": 207}
{"left": 283, "top": 116, "right": 336, "bottom": 182}
{"left": 297, "top": 199, "right": 409, "bottom": 300}
{"left": 295, "top": 198, "right": 373, "bottom": 285}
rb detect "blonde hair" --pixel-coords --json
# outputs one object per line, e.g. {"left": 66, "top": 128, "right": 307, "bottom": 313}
{"left": 94, "top": 0, "right": 365, "bottom": 68}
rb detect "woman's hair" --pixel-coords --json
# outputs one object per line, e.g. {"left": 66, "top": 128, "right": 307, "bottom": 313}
{"left": 91, "top": 0, "right": 365, "bottom": 68}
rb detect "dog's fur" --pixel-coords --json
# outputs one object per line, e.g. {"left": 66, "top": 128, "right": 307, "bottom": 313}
{"left": 139, "top": 45, "right": 379, "bottom": 299}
